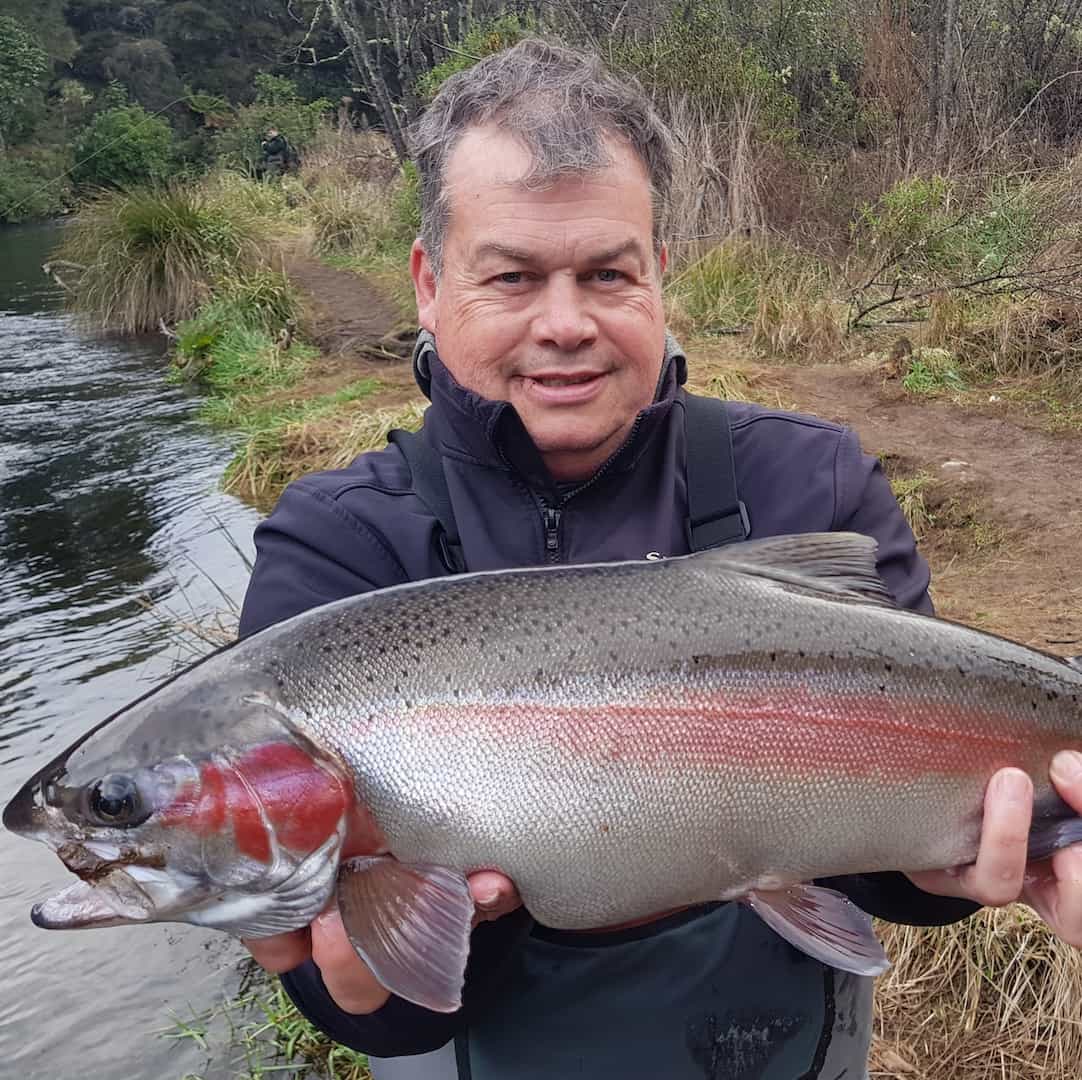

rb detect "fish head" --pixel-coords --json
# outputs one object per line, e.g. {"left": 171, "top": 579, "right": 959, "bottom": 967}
{"left": 4, "top": 650, "right": 363, "bottom": 938}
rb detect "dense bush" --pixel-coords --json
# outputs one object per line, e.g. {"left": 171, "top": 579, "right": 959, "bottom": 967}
{"left": 0, "top": 153, "right": 70, "bottom": 222}
{"left": 0, "top": 15, "right": 49, "bottom": 145}
{"left": 71, "top": 104, "right": 174, "bottom": 188}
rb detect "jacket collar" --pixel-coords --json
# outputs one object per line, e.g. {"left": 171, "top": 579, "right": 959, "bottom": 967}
{"left": 412, "top": 331, "right": 687, "bottom": 496}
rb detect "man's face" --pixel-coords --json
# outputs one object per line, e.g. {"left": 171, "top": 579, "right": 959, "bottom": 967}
{"left": 411, "top": 126, "right": 667, "bottom": 482}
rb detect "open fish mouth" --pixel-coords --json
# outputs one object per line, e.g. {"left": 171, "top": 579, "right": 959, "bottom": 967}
{"left": 31, "top": 867, "right": 158, "bottom": 929}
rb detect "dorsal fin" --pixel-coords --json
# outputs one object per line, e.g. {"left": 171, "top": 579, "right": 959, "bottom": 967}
{"left": 1065, "top": 655, "right": 1082, "bottom": 672}
{"left": 692, "top": 532, "right": 894, "bottom": 605}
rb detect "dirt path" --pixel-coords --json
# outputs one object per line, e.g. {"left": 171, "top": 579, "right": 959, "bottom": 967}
{"left": 769, "top": 364, "right": 1082, "bottom": 653}
{"left": 287, "top": 255, "right": 415, "bottom": 362}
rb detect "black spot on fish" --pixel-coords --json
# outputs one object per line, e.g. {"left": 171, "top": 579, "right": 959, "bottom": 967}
{"left": 884, "top": 663, "right": 892, "bottom": 673}
{"left": 770, "top": 652, "right": 777, "bottom": 663}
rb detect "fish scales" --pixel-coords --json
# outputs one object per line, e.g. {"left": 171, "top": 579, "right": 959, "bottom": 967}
{"left": 240, "top": 554, "right": 1082, "bottom": 929}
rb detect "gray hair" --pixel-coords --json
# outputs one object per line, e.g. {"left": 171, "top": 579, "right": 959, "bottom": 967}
{"left": 410, "top": 39, "right": 675, "bottom": 275}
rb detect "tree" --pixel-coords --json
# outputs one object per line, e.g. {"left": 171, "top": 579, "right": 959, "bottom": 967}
{"left": 0, "top": 16, "right": 49, "bottom": 147}
{"left": 71, "top": 104, "right": 174, "bottom": 188}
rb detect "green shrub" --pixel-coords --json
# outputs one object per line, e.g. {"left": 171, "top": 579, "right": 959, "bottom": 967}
{"left": 71, "top": 105, "right": 175, "bottom": 189}
{"left": 855, "top": 176, "right": 1049, "bottom": 282}
{"left": 0, "top": 155, "right": 70, "bottom": 223}
{"left": 0, "top": 15, "right": 49, "bottom": 144}
{"left": 613, "top": 5, "right": 798, "bottom": 139}
{"left": 902, "top": 348, "right": 966, "bottom": 394}
{"left": 56, "top": 183, "right": 267, "bottom": 333}
{"left": 175, "top": 270, "right": 300, "bottom": 369}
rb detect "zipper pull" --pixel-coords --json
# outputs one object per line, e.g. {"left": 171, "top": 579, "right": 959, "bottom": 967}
{"left": 543, "top": 505, "right": 562, "bottom": 559}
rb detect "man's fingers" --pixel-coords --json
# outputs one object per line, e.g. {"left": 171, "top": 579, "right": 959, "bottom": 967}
{"left": 1050, "top": 750, "right": 1082, "bottom": 812}
{"left": 908, "top": 768, "right": 1032, "bottom": 906}
{"left": 966, "top": 768, "right": 1033, "bottom": 906}
{"left": 310, "top": 907, "right": 391, "bottom": 1014}
{"left": 242, "top": 927, "right": 311, "bottom": 974}
{"left": 469, "top": 869, "right": 522, "bottom": 924}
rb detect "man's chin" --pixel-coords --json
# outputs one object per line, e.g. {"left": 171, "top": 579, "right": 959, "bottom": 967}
{"left": 528, "top": 427, "right": 626, "bottom": 482}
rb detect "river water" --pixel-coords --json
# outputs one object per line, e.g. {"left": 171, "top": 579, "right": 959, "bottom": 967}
{"left": 0, "top": 222, "right": 265, "bottom": 1079}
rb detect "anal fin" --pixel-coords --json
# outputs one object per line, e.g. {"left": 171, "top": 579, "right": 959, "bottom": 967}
{"left": 742, "top": 883, "right": 890, "bottom": 976}
{"left": 336, "top": 856, "right": 473, "bottom": 1013}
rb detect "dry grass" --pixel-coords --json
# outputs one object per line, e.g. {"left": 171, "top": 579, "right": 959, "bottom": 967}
{"left": 298, "top": 127, "right": 400, "bottom": 185}
{"left": 871, "top": 906, "right": 1082, "bottom": 1079}
{"left": 225, "top": 399, "right": 427, "bottom": 508}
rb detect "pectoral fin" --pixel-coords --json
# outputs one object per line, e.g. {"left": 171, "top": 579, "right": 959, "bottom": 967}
{"left": 742, "top": 883, "right": 890, "bottom": 976}
{"left": 336, "top": 856, "right": 473, "bottom": 1013}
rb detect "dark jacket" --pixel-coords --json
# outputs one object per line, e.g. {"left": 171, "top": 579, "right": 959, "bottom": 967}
{"left": 238, "top": 335, "right": 977, "bottom": 1073}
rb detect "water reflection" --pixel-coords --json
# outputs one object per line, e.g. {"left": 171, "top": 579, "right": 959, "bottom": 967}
{"left": 0, "top": 221, "right": 264, "bottom": 1078}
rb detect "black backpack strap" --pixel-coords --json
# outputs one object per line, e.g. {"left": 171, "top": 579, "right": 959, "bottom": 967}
{"left": 387, "top": 428, "right": 466, "bottom": 573}
{"left": 682, "top": 392, "right": 750, "bottom": 551}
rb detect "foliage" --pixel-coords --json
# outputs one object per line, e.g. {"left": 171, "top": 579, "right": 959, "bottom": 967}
{"left": 901, "top": 348, "right": 967, "bottom": 394}
{"left": 175, "top": 270, "right": 301, "bottom": 377}
{"left": 55, "top": 181, "right": 270, "bottom": 332}
{"left": 213, "top": 75, "right": 331, "bottom": 173}
{"left": 71, "top": 104, "right": 174, "bottom": 188}
{"left": 415, "top": 14, "right": 536, "bottom": 101}
{"left": 0, "top": 15, "right": 50, "bottom": 143}
{"left": 614, "top": 4, "right": 798, "bottom": 139}
{"left": 303, "top": 162, "right": 419, "bottom": 269}
{"left": 0, "top": 152, "right": 70, "bottom": 222}
{"left": 854, "top": 174, "right": 1052, "bottom": 284}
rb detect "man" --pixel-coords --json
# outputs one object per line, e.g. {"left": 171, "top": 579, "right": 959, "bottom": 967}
{"left": 260, "top": 127, "right": 290, "bottom": 178}
{"left": 239, "top": 39, "right": 1082, "bottom": 1080}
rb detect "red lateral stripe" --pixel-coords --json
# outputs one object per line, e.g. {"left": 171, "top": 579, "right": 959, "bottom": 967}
{"left": 410, "top": 690, "right": 1054, "bottom": 778}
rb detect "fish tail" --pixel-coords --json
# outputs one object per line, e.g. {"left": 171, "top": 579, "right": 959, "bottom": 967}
{"left": 1027, "top": 789, "right": 1082, "bottom": 862}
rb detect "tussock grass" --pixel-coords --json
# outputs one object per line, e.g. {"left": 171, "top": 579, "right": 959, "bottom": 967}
{"left": 902, "top": 348, "right": 967, "bottom": 396}
{"left": 871, "top": 906, "right": 1082, "bottom": 1080}
{"left": 56, "top": 177, "right": 295, "bottom": 334}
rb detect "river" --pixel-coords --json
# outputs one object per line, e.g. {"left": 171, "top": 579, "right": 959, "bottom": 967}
{"left": 0, "top": 221, "right": 265, "bottom": 1079}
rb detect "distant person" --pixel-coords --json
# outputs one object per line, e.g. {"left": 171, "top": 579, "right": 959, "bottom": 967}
{"left": 260, "top": 127, "right": 291, "bottom": 179}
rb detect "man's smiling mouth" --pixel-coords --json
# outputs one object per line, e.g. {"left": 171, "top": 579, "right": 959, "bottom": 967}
{"left": 533, "top": 373, "right": 601, "bottom": 387}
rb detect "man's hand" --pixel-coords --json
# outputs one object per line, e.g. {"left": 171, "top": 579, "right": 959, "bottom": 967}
{"left": 908, "top": 750, "right": 1082, "bottom": 948}
{"left": 243, "top": 869, "right": 522, "bottom": 1014}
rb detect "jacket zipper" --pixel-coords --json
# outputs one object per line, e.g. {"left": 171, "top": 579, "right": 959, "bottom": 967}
{"left": 536, "top": 416, "right": 643, "bottom": 564}
{"left": 542, "top": 504, "right": 562, "bottom": 563}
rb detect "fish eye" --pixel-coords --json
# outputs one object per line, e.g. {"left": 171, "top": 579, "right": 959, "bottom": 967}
{"left": 87, "top": 773, "right": 150, "bottom": 829}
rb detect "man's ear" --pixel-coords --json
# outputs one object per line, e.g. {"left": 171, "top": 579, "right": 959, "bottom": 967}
{"left": 411, "top": 239, "right": 438, "bottom": 332}
{"left": 658, "top": 242, "right": 668, "bottom": 278}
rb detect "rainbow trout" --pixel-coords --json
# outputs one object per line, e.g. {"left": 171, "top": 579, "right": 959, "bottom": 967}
{"left": 6, "top": 533, "right": 1082, "bottom": 1012}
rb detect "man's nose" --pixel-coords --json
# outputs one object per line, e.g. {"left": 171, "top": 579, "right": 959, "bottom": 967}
{"left": 532, "top": 276, "right": 598, "bottom": 351}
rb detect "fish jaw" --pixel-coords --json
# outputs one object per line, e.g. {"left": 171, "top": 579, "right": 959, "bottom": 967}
{"left": 30, "top": 865, "right": 193, "bottom": 929}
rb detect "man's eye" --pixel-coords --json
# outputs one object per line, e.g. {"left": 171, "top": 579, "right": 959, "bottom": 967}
{"left": 498, "top": 272, "right": 523, "bottom": 284}
{"left": 596, "top": 269, "right": 623, "bottom": 283}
